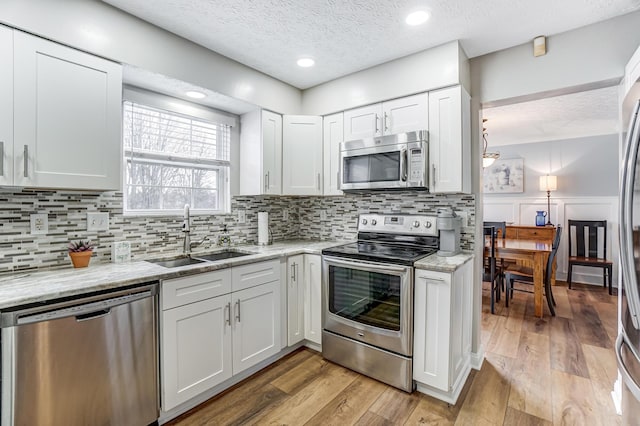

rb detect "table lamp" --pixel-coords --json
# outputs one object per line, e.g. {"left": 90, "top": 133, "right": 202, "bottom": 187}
{"left": 539, "top": 175, "right": 557, "bottom": 226}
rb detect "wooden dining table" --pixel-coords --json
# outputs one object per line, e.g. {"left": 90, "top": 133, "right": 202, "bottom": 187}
{"left": 484, "top": 237, "right": 552, "bottom": 318}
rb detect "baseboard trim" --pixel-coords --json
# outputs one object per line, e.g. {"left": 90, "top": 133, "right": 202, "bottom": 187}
{"left": 470, "top": 346, "right": 485, "bottom": 370}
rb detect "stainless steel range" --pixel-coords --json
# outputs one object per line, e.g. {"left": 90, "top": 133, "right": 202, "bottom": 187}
{"left": 321, "top": 214, "right": 438, "bottom": 392}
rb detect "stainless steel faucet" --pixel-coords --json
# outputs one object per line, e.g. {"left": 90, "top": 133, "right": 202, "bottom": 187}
{"left": 182, "top": 204, "right": 191, "bottom": 255}
{"left": 182, "top": 204, "right": 209, "bottom": 255}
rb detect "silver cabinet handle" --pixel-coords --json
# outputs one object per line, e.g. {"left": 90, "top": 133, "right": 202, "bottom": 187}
{"left": 317, "top": 173, "right": 321, "bottom": 190}
{"left": 0, "top": 141, "right": 4, "bottom": 177}
{"left": 225, "top": 302, "right": 231, "bottom": 326}
{"left": 374, "top": 114, "right": 380, "bottom": 135}
{"left": 296, "top": 264, "right": 299, "bottom": 285}
{"left": 235, "top": 299, "right": 241, "bottom": 322}
{"left": 264, "top": 173, "right": 268, "bottom": 192}
{"left": 432, "top": 164, "right": 436, "bottom": 185}
{"left": 421, "top": 276, "right": 445, "bottom": 282}
{"left": 23, "top": 145, "right": 28, "bottom": 178}
{"left": 291, "top": 263, "right": 296, "bottom": 282}
{"left": 384, "top": 112, "right": 389, "bottom": 133}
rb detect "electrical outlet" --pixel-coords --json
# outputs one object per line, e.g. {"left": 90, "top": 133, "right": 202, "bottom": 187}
{"left": 30, "top": 213, "right": 48, "bottom": 235}
{"left": 455, "top": 211, "right": 469, "bottom": 227}
{"left": 237, "top": 210, "right": 246, "bottom": 224}
{"left": 283, "top": 209, "right": 289, "bottom": 221}
{"left": 320, "top": 210, "right": 327, "bottom": 221}
{"left": 87, "top": 212, "right": 109, "bottom": 231}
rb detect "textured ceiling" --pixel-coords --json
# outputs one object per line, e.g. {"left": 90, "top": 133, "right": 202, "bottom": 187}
{"left": 103, "top": 0, "right": 640, "bottom": 89}
{"left": 482, "top": 86, "right": 619, "bottom": 146}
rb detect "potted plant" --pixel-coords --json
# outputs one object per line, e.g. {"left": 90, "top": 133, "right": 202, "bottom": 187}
{"left": 68, "top": 240, "right": 95, "bottom": 268}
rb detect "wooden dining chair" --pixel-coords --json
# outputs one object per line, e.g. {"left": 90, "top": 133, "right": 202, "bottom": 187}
{"left": 504, "top": 227, "right": 562, "bottom": 316}
{"left": 483, "top": 226, "right": 502, "bottom": 314}
{"left": 483, "top": 221, "right": 506, "bottom": 239}
{"left": 567, "top": 220, "right": 613, "bottom": 294}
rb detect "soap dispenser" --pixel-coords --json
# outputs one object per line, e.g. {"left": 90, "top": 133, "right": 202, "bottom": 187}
{"left": 218, "top": 224, "right": 231, "bottom": 247}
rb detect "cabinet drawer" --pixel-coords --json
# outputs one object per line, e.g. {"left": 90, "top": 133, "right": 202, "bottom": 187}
{"left": 162, "top": 269, "right": 232, "bottom": 310}
{"left": 517, "top": 228, "right": 554, "bottom": 241}
{"left": 232, "top": 259, "right": 280, "bottom": 292}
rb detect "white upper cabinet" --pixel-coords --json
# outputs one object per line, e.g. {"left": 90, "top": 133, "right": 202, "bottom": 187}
{"left": 0, "top": 26, "right": 13, "bottom": 187}
{"left": 12, "top": 30, "right": 122, "bottom": 190}
{"left": 240, "top": 109, "right": 282, "bottom": 195}
{"left": 428, "top": 85, "right": 471, "bottom": 194}
{"left": 343, "top": 93, "right": 429, "bottom": 141}
{"left": 382, "top": 93, "right": 429, "bottom": 135}
{"left": 322, "top": 112, "right": 343, "bottom": 196}
{"left": 282, "top": 115, "right": 322, "bottom": 195}
{"left": 343, "top": 103, "right": 382, "bottom": 141}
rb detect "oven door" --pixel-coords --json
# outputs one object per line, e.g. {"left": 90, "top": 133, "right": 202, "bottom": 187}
{"left": 322, "top": 256, "right": 413, "bottom": 356}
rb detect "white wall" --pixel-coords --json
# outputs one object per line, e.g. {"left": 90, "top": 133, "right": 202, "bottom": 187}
{"left": 484, "top": 134, "right": 619, "bottom": 198}
{"left": 0, "top": 0, "right": 302, "bottom": 114}
{"left": 301, "top": 41, "right": 469, "bottom": 115}
{"left": 470, "top": 11, "right": 640, "bottom": 105}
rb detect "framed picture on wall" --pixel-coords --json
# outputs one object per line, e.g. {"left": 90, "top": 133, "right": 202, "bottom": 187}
{"left": 483, "top": 158, "right": 524, "bottom": 193}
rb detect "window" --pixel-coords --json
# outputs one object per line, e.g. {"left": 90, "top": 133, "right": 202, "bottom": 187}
{"left": 122, "top": 93, "right": 233, "bottom": 215}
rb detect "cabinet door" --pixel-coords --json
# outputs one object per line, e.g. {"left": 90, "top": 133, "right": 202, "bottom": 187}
{"left": 429, "top": 85, "right": 471, "bottom": 194}
{"left": 262, "top": 110, "right": 282, "bottom": 195}
{"left": 282, "top": 115, "right": 322, "bottom": 195}
{"left": 343, "top": 103, "right": 382, "bottom": 141}
{"left": 232, "top": 281, "right": 281, "bottom": 375}
{"left": 323, "top": 113, "right": 343, "bottom": 196}
{"left": 287, "top": 255, "right": 304, "bottom": 346}
{"left": 162, "top": 295, "right": 233, "bottom": 411}
{"left": 413, "top": 269, "right": 452, "bottom": 391}
{"left": 383, "top": 93, "right": 428, "bottom": 135}
{"left": 304, "top": 254, "right": 322, "bottom": 346}
{"left": 13, "top": 31, "right": 122, "bottom": 190}
{"left": 0, "top": 26, "right": 13, "bottom": 186}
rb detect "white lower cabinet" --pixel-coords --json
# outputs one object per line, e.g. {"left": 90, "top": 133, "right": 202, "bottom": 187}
{"left": 161, "top": 260, "right": 281, "bottom": 412}
{"left": 303, "top": 254, "right": 322, "bottom": 345}
{"left": 162, "top": 295, "right": 233, "bottom": 410}
{"left": 285, "top": 254, "right": 322, "bottom": 348}
{"left": 232, "top": 280, "right": 281, "bottom": 374}
{"left": 413, "top": 258, "right": 473, "bottom": 403}
{"left": 287, "top": 255, "right": 305, "bottom": 345}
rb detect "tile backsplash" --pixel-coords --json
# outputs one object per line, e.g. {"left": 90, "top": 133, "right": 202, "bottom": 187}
{"left": 0, "top": 189, "right": 474, "bottom": 274}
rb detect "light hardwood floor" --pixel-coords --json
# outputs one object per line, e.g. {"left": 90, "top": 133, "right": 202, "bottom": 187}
{"left": 167, "top": 281, "right": 619, "bottom": 425}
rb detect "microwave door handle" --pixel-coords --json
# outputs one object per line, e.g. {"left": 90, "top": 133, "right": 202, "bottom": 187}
{"left": 401, "top": 149, "right": 407, "bottom": 182}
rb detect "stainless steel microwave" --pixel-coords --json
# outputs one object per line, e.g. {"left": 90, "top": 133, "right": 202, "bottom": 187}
{"left": 339, "top": 130, "right": 428, "bottom": 191}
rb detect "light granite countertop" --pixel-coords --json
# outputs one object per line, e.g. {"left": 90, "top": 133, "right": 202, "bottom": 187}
{"left": 0, "top": 240, "right": 347, "bottom": 310}
{"left": 414, "top": 251, "right": 474, "bottom": 273}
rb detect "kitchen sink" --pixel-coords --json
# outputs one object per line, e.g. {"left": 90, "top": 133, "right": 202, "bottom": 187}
{"left": 146, "top": 256, "right": 206, "bottom": 268}
{"left": 193, "top": 250, "right": 253, "bottom": 262}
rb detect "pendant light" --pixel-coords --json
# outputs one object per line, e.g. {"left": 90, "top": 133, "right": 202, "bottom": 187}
{"left": 482, "top": 119, "right": 500, "bottom": 168}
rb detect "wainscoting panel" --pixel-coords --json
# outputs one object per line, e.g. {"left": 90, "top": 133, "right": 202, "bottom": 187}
{"left": 484, "top": 196, "right": 618, "bottom": 287}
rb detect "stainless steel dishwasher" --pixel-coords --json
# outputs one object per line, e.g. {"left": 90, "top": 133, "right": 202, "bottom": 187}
{"left": 0, "top": 282, "right": 159, "bottom": 426}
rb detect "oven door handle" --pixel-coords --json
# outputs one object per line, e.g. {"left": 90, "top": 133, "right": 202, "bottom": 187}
{"left": 323, "top": 256, "right": 411, "bottom": 274}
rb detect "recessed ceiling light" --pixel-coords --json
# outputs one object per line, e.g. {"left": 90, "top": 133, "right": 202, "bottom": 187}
{"left": 405, "top": 10, "right": 430, "bottom": 26}
{"left": 297, "top": 58, "right": 315, "bottom": 68}
{"left": 185, "top": 90, "right": 206, "bottom": 99}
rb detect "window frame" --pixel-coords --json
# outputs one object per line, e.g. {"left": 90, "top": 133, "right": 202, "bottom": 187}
{"left": 122, "top": 87, "right": 237, "bottom": 217}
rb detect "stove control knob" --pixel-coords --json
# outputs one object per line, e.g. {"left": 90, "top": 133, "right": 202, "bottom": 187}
{"left": 361, "top": 219, "right": 368, "bottom": 225}
{"left": 424, "top": 221, "right": 432, "bottom": 228}
{"left": 413, "top": 221, "right": 420, "bottom": 228}
{"left": 371, "top": 219, "right": 377, "bottom": 225}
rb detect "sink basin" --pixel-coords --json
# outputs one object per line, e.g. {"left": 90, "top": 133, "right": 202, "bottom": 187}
{"left": 193, "top": 251, "right": 253, "bottom": 262}
{"left": 146, "top": 256, "right": 206, "bottom": 268}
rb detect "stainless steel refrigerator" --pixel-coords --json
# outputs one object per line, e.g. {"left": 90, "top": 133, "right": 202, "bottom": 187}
{"left": 618, "top": 99, "right": 640, "bottom": 422}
